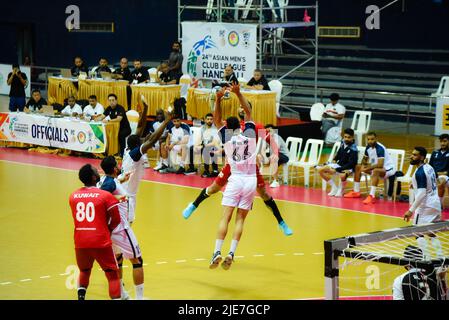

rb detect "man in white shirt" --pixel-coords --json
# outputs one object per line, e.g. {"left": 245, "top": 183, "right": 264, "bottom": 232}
{"left": 61, "top": 95, "right": 83, "bottom": 117}
{"left": 82, "top": 95, "right": 104, "bottom": 121}
{"left": 321, "top": 93, "right": 345, "bottom": 140}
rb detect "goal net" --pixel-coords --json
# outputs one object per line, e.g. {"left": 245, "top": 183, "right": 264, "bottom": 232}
{"left": 324, "top": 221, "right": 449, "bottom": 300}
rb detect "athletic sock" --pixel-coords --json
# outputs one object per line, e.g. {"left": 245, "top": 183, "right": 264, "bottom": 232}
{"left": 354, "top": 182, "right": 360, "bottom": 193}
{"left": 193, "top": 188, "right": 210, "bottom": 208}
{"left": 328, "top": 179, "right": 336, "bottom": 188}
{"left": 369, "top": 186, "right": 376, "bottom": 197}
{"left": 264, "top": 197, "right": 283, "bottom": 224}
{"left": 135, "top": 284, "right": 144, "bottom": 300}
{"left": 214, "top": 239, "right": 224, "bottom": 253}
{"left": 337, "top": 181, "right": 346, "bottom": 194}
{"left": 162, "top": 158, "right": 168, "bottom": 166}
{"left": 230, "top": 240, "right": 239, "bottom": 254}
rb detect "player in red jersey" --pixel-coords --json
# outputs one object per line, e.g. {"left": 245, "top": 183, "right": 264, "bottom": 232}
{"left": 69, "top": 164, "right": 122, "bottom": 300}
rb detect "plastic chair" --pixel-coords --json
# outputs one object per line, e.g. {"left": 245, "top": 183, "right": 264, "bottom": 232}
{"left": 180, "top": 74, "right": 191, "bottom": 99}
{"left": 350, "top": 111, "right": 372, "bottom": 147}
{"left": 268, "top": 79, "right": 283, "bottom": 117}
{"left": 310, "top": 103, "right": 325, "bottom": 121}
{"left": 282, "top": 137, "right": 303, "bottom": 185}
{"left": 432, "top": 76, "right": 449, "bottom": 97}
{"left": 263, "top": 28, "right": 285, "bottom": 56}
{"left": 289, "top": 139, "right": 324, "bottom": 187}
{"left": 126, "top": 110, "right": 140, "bottom": 135}
{"left": 148, "top": 68, "right": 157, "bottom": 83}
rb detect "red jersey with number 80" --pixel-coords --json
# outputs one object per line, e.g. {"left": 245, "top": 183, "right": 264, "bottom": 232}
{"left": 69, "top": 187, "right": 121, "bottom": 249}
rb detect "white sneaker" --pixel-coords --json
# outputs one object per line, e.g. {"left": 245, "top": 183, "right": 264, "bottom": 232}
{"left": 121, "top": 289, "right": 131, "bottom": 300}
{"left": 328, "top": 187, "right": 338, "bottom": 196}
{"left": 270, "top": 180, "right": 280, "bottom": 188}
{"left": 334, "top": 191, "right": 343, "bottom": 198}
{"left": 153, "top": 163, "right": 163, "bottom": 171}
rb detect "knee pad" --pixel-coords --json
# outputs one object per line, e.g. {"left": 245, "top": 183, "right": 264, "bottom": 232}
{"left": 132, "top": 257, "right": 143, "bottom": 269}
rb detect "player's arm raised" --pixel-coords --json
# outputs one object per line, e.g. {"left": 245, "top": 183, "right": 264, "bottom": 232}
{"left": 141, "top": 109, "right": 174, "bottom": 154}
{"left": 135, "top": 95, "right": 150, "bottom": 138}
{"left": 213, "top": 87, "right": 226, "bottom": 128}
{"left": 231, "top": 84, "right": 252, "bottom": 122}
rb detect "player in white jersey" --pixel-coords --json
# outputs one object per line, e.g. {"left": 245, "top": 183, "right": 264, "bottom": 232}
{"left": 99, "top": 156, "right": 144, "bottom": 300}
{"left": 404, "top": 147, "right": 444, "bottom": 261}
{"left": 344, "top": 132, "right": 396, "bottom": 204}
{"left": 119, "top": 98, "right": 174, "bottom": 223}
{"left": 209, "top": 84, "right": 257, "bottom": 270}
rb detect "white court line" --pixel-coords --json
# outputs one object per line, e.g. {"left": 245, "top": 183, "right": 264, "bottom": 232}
{"left": 253, "top": 254, "right": 264, "bottom": 257}
{"left": 0, "top": 159, "right": 403, "bottom": 221}
{"left": 20, "top": 279, "right": 32, "bottom": 282}
{"left": 39, "top": 276, "right": 51, "bottom": 279}
{"left": 313, "top": 252, "right": 324, "bottom": 255}
{"left": 1, "top": 282, "right": 12, "bottom": 285}
{"left": 194, "top": 258, "right": 207, "bottom": 261}
{"left": 143, "top": 263, "right": 148, "bottom": 266}
{"left": 235, "top": 256, "right": 244, "bottom": 259}
{"left": 123, "top": 266, "right": 128, "bottom": 268}
{"left": 293, "top": 253, "right": 305, "bottom": 256}
{"left": 156, "top": 261, "right": 168, "bottom": 265}
{"left": 274, "top": 253, "right": 286, "bottom": 256}
{"left": 175, "top": 260, "right": 187, "bottom": 263}
{"left": 59, "top": 273, "right": 69, "bottom": 276}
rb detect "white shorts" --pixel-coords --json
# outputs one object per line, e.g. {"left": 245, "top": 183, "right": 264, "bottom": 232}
{"left": 384, "top": 168, "right": 396, "bottom": 178}
{"left": 172, "top": 145, "right": 182, "bottom": 153}
{"left": 128, "top": 195, "right": 136, "bottom": 223}
{"left": 222, "top": 175, "right": 257, "bottom": 211}
{"left": 439, "top": 175, "right": 449, "bottom": 187}
{"left": 111, "top": 227, "right": 141, "bottom": 259}
{"left": 413, "top": 208, "right": 441, "bottom": 225}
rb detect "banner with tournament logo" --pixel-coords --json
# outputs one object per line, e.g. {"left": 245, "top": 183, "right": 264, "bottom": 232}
{"left": 0, "top": 112, "right": 106, "bottom": 153}
{"left": 182, "top": 22, "right": 257, "bottom": 81}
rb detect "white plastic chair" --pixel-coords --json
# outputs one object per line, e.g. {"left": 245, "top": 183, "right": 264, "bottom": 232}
{"left": 282, "top": 137, "right": 303, "bottom": 185}
{"left": 126, "top": 110, "right": 140, "bottom": 134}
{"left": 310, "top": 103, "right": 325, "bottom": 121}
{"left": 268, "top": 79, "right": 283, "bottom": 117}
{"left": 148, "top": 68, "right": 157, "bottom": 83}
{"left": 188, "top": 126, "right": 203, "bottom": 172}
{"left": 432, "top": 76, "right": 449, "bottom": 97}
{"left": 263, "top": 27, "right": 285, "bottom": 56}
{"left": 318, "top": 141, "right": 341, "bottom": 190}
{"left": 180, "top": 74, "right": 191, "bottom": 99}
{"left": 289, "top": 139, "right": 324, "bottom": 187}
{"left": 238, "top": 77, "right": 248, "bottom": 87}
{"left": 351, "top": 111, "right": 372, "bottom": 147}
{"left": 234, "top": 0, "right": 253, "bottom": 20}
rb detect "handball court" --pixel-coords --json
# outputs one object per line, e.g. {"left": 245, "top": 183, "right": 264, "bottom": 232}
{"left": 0, "top": 133, "right": 447, "bottom": 300}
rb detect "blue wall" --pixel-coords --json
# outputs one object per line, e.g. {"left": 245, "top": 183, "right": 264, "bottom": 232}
{"left": 0, "top": 0, "right": 448, "bottom": 67}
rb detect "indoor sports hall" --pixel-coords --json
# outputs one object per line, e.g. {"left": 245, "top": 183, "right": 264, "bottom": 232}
{"left": 1, "top": 0, "right": 448, "bottom": 301}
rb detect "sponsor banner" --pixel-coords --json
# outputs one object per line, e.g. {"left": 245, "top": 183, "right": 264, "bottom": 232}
{"left": 182, "top": 22, "right": 257, "bottom": 81}
{"left": 0, "top": 64, "right": 31, "bottom": 97}
{"left": 0, "top": 112, "right": 106, "bottom": 153}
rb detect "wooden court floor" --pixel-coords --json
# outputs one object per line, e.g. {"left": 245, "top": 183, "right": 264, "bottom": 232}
{"left": 0, "top": 159, "right": 410, "bottom": 300}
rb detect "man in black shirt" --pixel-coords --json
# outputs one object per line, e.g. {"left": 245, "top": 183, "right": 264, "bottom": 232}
{"left": 246, "top": 69, "right": 270, "bottom": 91}
{"left": 113, "top": 57, "right": 132, "bottom": 83}
{"left": 97, "top": 94, "right": 132, "bottom": 157}
{"left": 94, "top": 58, "right": 112, "bottom": 78}
{"left": 212, "top": 64, "right": 238, "bottom": 88}
{"left": 156, "top": 62, "right": 178, "bottom": 85}
{"left": 131, "top": 59, "right": 149, "bottom": 84}
{"left": 168, "top": 41, "right": 183, "bottom": 79}
{"left": 25, "top": 89, "right": 48, "bottom": 113}
{"left": 71, "top": 56, "right": 88, "bottom": 77}
{"left": 7, "top": 64, "right": 28, "bottom": 112}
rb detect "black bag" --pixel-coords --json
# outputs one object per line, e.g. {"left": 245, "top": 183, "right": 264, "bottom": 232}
{"left": 173, "top": 97, "right": 187, "bottom": 120}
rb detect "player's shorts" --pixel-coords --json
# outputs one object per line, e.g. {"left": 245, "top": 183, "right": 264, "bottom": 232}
{"left": 128, "top": 195, "right": 136, "bottom": 223}
{"left": 222, "top": 175, "right": 257, "bottom": 210}
{"left": 383, "top": 168, "right": 396, "bottom": 178}
{"left": 172, "top": 145, "right": 182, "bottom": 153}
{"left": 215, "top": 163, "right": 265, "bottom": 189}
{"left": 75, "top": 246, "right": 118, "bottom": 272}
{"left": 438, "top": 175, "right": 449, "bottom": 187}
{"left": 413, "top": 208, "right": 441, "bottom": 225}
{"left": 111, "top": 227, "right": 141, "bottom": 259}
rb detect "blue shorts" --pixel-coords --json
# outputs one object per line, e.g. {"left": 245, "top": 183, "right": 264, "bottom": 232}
{"left": 9, "top": 97, "right": 26, "bottom": 112}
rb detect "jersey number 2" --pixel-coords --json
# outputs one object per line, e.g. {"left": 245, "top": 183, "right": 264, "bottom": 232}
{"left": 76, "top": 202, "right": 95, "bottom": 222}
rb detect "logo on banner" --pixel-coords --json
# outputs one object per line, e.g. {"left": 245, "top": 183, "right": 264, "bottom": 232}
{"left": 8, "top": 116, "right": 18, "bottom": 139}
{"left": 242, "top": 32, "right": 251, "bottom": 48}
{"left": 228, "top": 31, "right": 239, "bottom": 47}
{"left": 77, "top": 131, "right": 86, "bottom": 144}
{"left": 187, "top": 35, "right": 217, "bottom": 77}
{"left": 443, "top": 105, "right": 449, "bottom": 130}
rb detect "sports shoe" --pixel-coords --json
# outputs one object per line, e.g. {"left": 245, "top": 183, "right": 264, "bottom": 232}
{"left": 363, "top": 195, "right": 376, "bottom": 205}
{"left": 344, "top": 191, "right": 361, "bottom": 198}
{"left": 182, "top": 203, "right": 197, "bottom": 219}
{"left": 209, "top": 170, "right": 219, "bottom": 178}
{"left": 279, "top": 221, "right": 293, "bottom": 236}
{"left": 328, "top": 186, "right": 338, "bottom": 196}
{"left": 77, "top": 288, "right": 86, "bottom": 300}
{"left": 121, "top": 289, "right": 131, "bottom": 300}
{"left": 334, "top": 190, "right": 343, "bottom": 198}
{"left": 155, "top": 164, "right": 168, "bottom": 172}
{"left": 221, "top": 252, "right": 234, "bottom": 270}
{"left": 270, "top": 180, "right": 280, "bottom": 188}
{"left": 201, "top": 171, "right": 211, "bottom": 178}
{"left": 209, "top": 251, "right": 222, "bottom": 269}
{"left": 175, "top": 167, "right": 185, "bottom": 174}
{"left": 184, "top": 167, "right": 197, "bottom": 175}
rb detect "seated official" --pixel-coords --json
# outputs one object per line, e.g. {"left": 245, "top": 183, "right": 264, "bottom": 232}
{"left": 131, "top": 59, "right": 149, "bottom": 84}
{"left": 112, "top": 57, "right": 132, "bottom": 83}
{"left": 82, "top": 95, "right": 104, "bottom": 121}
{"left": 318, "top": 128, "right": 358, "bottom": 197}
{"left": 322, "top": 93, "right": 345, "bottom": 141}
{"left": 246, "top": 69, "right": 270, "bottom": 91}
{"left": 96, "top": 94, "right": 132, "bottom": 157}
{"left": 61, "top": 96, "right": 83, "bottom": 117}
{"left": 71, "top": 56, "right": 88, "bottom": 77}
{"left": 156, "top": 62, "right": 179, "bottom": 85}
{"left": 264, "top": 124, "right": 290, "bottom": 188}
{"left": 24, "top": 89, "right": 48, "bottom": 113}
{"left": 93, "top": 58, "right": 112, "bottom": 78}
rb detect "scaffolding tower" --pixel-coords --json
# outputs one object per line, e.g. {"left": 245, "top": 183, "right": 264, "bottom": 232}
{"left": 177, "top": 0, "right": 319, "bottom": 100}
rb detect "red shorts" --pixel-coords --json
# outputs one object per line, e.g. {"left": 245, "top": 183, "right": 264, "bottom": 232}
{"left": 215, "top": 164, "right": 265, "bottom": 189}
{"left": 75, "top": 246, "right": 118, "bottom": 272}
